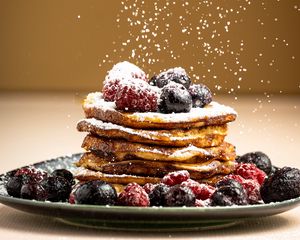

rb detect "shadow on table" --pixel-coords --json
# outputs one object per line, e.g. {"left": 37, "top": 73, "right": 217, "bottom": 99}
{"left": 0, "top": 206, "right": 295, "bottom": 238}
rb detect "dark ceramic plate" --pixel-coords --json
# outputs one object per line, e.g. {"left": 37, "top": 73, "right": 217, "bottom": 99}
{"left": 0, "top": 153, "right": 300, "bottom": 231}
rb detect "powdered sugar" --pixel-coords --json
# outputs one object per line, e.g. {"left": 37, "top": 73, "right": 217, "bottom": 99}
{"left": 84, "top": 92, "right": 237, "bottom": 123}
{"left": 104, "top": 61, "right": 147, "bottom": 83}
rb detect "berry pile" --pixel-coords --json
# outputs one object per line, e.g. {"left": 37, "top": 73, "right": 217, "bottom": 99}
{"left": 102, "top": 62, "right": 213, "bottom": 113}
{"left": 5, "top": 151, "right": 300, "bottom": 206}
{"left": 6, "top": 167, "right": 74, "bottom": 202}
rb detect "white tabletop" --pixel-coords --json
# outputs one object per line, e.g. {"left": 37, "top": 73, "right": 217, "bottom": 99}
{"left": 0, "top": 91, "right": 299, "bottom": 240}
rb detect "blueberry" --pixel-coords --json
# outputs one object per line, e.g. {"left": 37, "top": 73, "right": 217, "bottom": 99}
{"left": 41, "top": 176, "right": 72, "bottom": 202}
{"left": 74, "top": 180, "right": 117, "bottom": 205}
{"left": 188, "top": 84, "right": 212, "bottom": 108}
{"left": 20, "top": 183, "right": 47, "bottom": 201}
{"left": 149, "top": 183, "right": 169, "bottom": 206}
{"left": 6, "top": 176, "right": 23, "bottom": 198}
{"left": 150, "top": 67, "right": 191, "bottom": 89}
{"left": 158, "top": 82, "right": 192, "bottom": 113}
{"left": 237, "top": 151, "right": 272, "bottom": 175}
{"left": 260, "top": 167, "right": 300, "bottom": 203}
{"left": 211, "top": 179, "right": 248, "bottom": 206}
{"left": 164, "top": 185, "right": 195, "bottom": 207}
{"left": 52, "top": 169, "right": 74, "bottom": 185}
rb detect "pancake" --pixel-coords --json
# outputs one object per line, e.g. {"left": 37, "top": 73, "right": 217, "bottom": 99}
{"left": 81, "top": 135, "right": 236, "bottom": 162}
{"left": 75, "top": 168, "right": 227, "bottom": 186}
{"left": 76, "top": 152, "right": 235, "bottom": 179}
{"left": 77, "top": 118, "right": 228, "bottom": 148}
{"left": 83, "top": 92, "right": 237, "bottom": 129}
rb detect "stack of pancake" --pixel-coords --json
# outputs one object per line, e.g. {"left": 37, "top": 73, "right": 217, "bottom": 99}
{"left": 75, "top": 92, "right": 237, "bottom": 187}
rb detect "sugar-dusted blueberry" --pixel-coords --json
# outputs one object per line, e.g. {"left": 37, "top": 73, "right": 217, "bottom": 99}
{"left": 158, "top": 82, "right": 192, "bottom": 113}
{"left": 20, "top": 183, "right": 47, "bottom": 201}
{"left": 164, "top": 185, "right": 195, "bottom": 207}
{"left": 6, "top": 176, "right": 23, "bottom": 198}
{"left": 52, "top": 169, "right": 75, "bottom": 185}
{"left": 188, "top": 84, "right": 212, "bottom": 108}
{"left": 237, "top": 151, "right": 272, "bottom": 175}
{"left": 41, "top": 176, "right": 72, "bottom": 202}
{"left": 260, "top": 167, "right": 300, "bottom": 203}
{"left": 75, "top": 180, "right": 117, "bottom": 205}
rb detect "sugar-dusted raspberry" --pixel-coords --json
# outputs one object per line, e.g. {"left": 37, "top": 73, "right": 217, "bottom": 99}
{"left": 103, "top": 61, "right": 148, "bottom": 102}
{"left": 181, "top": 179, "right": 215, "bottom": 200}
{"left": 102, "top": 79, "right": 121, "bottom": 101}
{"left": 118, "top": 182, "right": 150, "bottom": 207}
{"left": 143, "top": 183, "right": 157, "bottom": 194}
{"left": 105, "top": 61, "right": 148, "bottom": 83}
{"left": 161, "top": 170, "right": 190, "bottom": 186}
{"left": 225, "top": 174, "right": 261, "bottom": 204}
{"left": 235, "top": 163, "right": 266, "bottom": 185}
{"left": 15, "top": 167, "right": 48, "bottom": 183}
{"left": 115, "top": 79, "right": 159, "bottom": 112}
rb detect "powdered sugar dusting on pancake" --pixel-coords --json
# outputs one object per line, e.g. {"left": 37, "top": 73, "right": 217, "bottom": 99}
{"left": 84, "top": 92, "right": 237, "bottom": 123}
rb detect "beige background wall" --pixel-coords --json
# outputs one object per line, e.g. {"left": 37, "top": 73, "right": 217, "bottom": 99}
{"left": 0, "top": 0, "right": 299, "bottom": 93}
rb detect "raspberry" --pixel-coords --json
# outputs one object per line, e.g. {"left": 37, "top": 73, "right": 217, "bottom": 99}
{"left": 102, "top": 79, "right": 121, "bottom": 101}
{"left": 143, "top": 183, "right": 157, "bottom": 194}
{"left": 118, "top": 183, "right": 150, "bottom": 207}
{"left": 235, "top": 163, "right": 266, "bottom": 185}
{"left": 106, "top": 61, "right": 148, "bottom": 82}
{"left": 181, "top": 179, "right": 215, "bottom": 200}
{"left": 225, "top": 175, "right": 261, "bottom": 204}
{"left": 15, "top": 167, "right": 48, "bottom": 183}
{"left": 115, "top": 79, "right": 158, "bottom": 112}
{"left": 103, "top": 61, "right": 148, "bottom": 102}
{"left": 161, "top": 170, "right": 190, "bottom": 186}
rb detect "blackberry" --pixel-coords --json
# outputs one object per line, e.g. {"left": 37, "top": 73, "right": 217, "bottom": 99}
{"left": 188, "top": 84, "right": 212, "bottom": 108}
{"left": 151, "top": 67, "right": 191, "bottom": 89}
{"left": 52, "top": 169, "right": 75, "bottom": 185}
{"left": 237, "top": 151, "right": 272, "bottom": 175}
{"left": 6, "top": 176, "right": 23, "bottom": 198}
{"left": 211, "top": 179, "right": 248, "bottom": 206}
{"left": 41, "top": 176, "right": 72, "bottom": 202}
{"left": 158, "top": 83, "right": 192, "bottom": 113}
{"left": 149, "top": 183, "right": 169, "bottom": 206}
{"left": 75, "top": 180, "right": 117, "bottom": 205}
{"left": 164, "top": 185, "right": 195, "bottom": 207}
{"left": 260, "top": 167, "right": 300, "bottom": 203}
